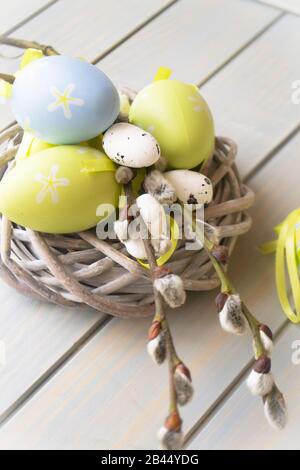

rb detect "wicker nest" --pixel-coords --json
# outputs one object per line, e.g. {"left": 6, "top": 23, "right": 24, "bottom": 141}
{"left": 0, "top": 117, "right": 254, "bottom": 318}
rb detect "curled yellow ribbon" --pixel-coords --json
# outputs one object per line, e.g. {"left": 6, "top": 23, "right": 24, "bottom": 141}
{"left": 154, "top": 66, "right": 172, "bottom": 82}
{"left": 260, "top": 208, "right": 300, "bottom": 323}
{"left": 0, "top": 48, "right": 44, "bottom": 102}
{"left": 138, "top": 216, "right": 179, "bottom": 269}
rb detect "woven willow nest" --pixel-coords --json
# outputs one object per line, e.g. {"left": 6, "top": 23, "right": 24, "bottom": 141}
{"left": 0, "top": 117, "right": 254, "bottom": 318}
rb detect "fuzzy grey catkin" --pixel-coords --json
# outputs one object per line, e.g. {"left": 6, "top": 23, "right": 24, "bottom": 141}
{"left": 218, "top": 294, "right": 246, "bottom": 335}
{"left": 157, "top": 427, "right": 183, "bottom": 450}
{"left": 174, "top": 363, "right": 194, "bottom": 406}
{"left": 247, "top": 356, "right": 274, "bottom": 396}
{"left": 154, "top": 274, "right": 186, "bottom": 308}
{"left": 264, "top": 386, "right": 288, "bottom": 430}
{"left": 147, "top": 332, "right": 166, "bottom": 365}
{"left": 144, "top": 170, "right": 177, "bottom": 205}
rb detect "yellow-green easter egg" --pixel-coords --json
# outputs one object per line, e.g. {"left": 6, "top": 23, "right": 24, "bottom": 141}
{"left": 129, "top": 79, "right": 215, "bottom": 169}
{"left": 0, "top": 146, "right": 121, "bottom": 233}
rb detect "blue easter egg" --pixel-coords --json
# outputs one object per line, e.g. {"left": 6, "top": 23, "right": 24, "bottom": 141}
{"left": 11, "top": 56, "right": 120, "bottom": 144}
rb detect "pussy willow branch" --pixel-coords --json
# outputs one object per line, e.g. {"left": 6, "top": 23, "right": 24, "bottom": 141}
{"left": 124, "top": 182, "right": 180, "bottom": 414}
{"left": 185, "top": 206, "right": 265, "bottom": 359}
{"left": 140, "top": 223, "right": 180, "bottom": 413}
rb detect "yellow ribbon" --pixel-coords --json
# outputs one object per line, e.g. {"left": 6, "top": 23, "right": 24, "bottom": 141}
{"left": 20, "top": 48, "right": 44, "bottom": 69}
{"left": 260, "top": 208, "right": 300, "bottom": 323}
{"left": 0, "top": 48, "right": 44, "bottom": 102}
{"left": 0, "top": 81, "right": 12, "bottom": 101}
{"left": 154, "top": 66, "right": 172, "bottom": 82}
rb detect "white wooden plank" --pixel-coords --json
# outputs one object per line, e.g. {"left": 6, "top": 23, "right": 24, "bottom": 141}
{"left": 1, "top": 131, "right": 300, "bottom": 449}
{"left": 201, "top": 13, "right": 300, "bottom": 178}
{"left": 0, "top": 0, "right": 174, "bottom": 126}
{"left": 0, "top": 281, "right": 103, "bottom": 419}
{"left": 0, "top": 0, "right": 52, "bottom": 33}
{"left": 0, "top": 0, "right": 282, "bottom": 427}
{"left": 188, "top": 322, "right": 300, "bottom": 450}
{"left": 100, "top": 12, "right": 300, "bottom": 180}
{"left": 260, "top": 0, "right": 300, "bottom": 15}
{"left": 98, "top": 0, "right": 280, "bottom": 89}
{"left": 1, "top": 0, "right": 173, "bottom": 64}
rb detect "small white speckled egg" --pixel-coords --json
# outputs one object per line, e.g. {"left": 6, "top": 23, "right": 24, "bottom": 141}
{"left": 103, "top": 123, "right": 161, "bottom": 168}
{"left": 124, "top": 237, "right": 147, "bottom": 260}
{"left": 164, "top": 170, "right": 213, "bottom": 205}
{"left": 136, "top": 193, "right": 169, "bottom": 241}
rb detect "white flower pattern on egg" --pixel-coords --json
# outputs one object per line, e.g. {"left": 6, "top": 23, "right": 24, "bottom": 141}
{"left": 77, "top": 147, "right": 88, "bottom": 154}
{"left": 187, "top": 95, "right": 205, "bottom": 113}
{"left": 35, "top": 164, "right": 69, "bottom": 204}
{"left": 47, "top": 84, "right": 84, "bottom": 119}
{"left": 91, "top": 149, "right": 102, "bottom": 159}
{"left": 77, "top": 148, "right": 102, "bottom": 159}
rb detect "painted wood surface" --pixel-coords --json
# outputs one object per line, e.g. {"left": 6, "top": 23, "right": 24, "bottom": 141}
{"left": 99, "top": 11, "right": 300, "bottom": 179}
{"left": 0, "top": 0, "right": 174, "bottom": 128}
{"left": 188, "top": 321, "right": 300, "bottom": 450}
{"left": 1, "top": 121, "right": 300, "bottom": 450}
{"left": 98, "top": 0, "right": 280, "bottom": 89}
{"left": 0, "top": 0, "right": 283, "bottom": 431}
{"left": 0, "top": 0, "right": 299, "bottom": 450}
{"left": 0, "top": 0, "right": 52, "bottom": 34}
{"left": 201, "top": 13, "right": 300, "bottom": 178}
{"left": 0, "top": 0, "right": 279, "bottom": 132}
{"left": 0, "top": 281, "right": 104, "bottom": 421}
{"left": 260, "top": 0, "right": 300, "bottom": 15}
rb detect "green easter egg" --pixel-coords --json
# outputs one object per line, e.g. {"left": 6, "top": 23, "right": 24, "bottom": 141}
{"left": 0, "top": 145, "right": 121, "bottom": 233}
{"left": 129, "top": 79, "right": 214, "bottom": 169}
